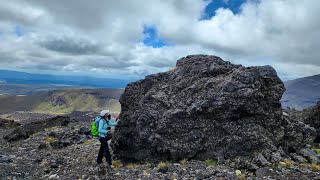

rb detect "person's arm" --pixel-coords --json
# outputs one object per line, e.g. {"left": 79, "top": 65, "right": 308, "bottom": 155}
{"left": 98, "top": 120, "right": 107, "bottom": 133}
{"left": 108, "top": 120, "right": 118, "bottom": 126}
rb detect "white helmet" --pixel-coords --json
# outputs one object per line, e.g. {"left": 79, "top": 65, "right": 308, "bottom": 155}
{"left": 100, "top": 110, "right": 110, "bottom": 117}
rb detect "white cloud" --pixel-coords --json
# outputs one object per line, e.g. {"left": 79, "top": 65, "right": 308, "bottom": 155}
{"left": 0, "top": 0, "right": 319, "bottom": 80}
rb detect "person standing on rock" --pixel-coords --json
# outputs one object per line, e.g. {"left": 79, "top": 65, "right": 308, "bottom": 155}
{"left": 97, "top": 109, "right": 119, "bottom": 166}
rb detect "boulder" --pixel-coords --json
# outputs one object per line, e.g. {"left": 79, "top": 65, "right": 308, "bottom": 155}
{"left": 305, "top": 101, "right": 320, "bottom": 142}
{"left": 112, "top": 55, "right": 285, "bottom": 162}
{"left": 280, "top": 112, "right": 317, "bottom": 153}
{"left": 255, "top": 167, "right": 277, "bottom": 178}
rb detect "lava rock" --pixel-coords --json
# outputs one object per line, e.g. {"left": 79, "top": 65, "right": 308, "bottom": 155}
{"left": 113, "top": 55, "right": 285, "bottom": 162}
{"left": 4, "top": 116, "right": 71, "bottom": 142}
{"left": 4, "top": 127, "right": 31, "bottom": 142}
{"left": 78, "top": 127, "right": 90, "bottom": 135}
{"left": 280, "top": 112, "right": 317, "bottom": 153}
{"left": 254, "top": 153, "right": 268, "bottom": 166}
{"left": 305, "top": 101, "right": 320, "bottom": 143}
{"left": 0, "top": 119, "right": 20, "bottom": 128}
{"left": 48, "top": 132, "right": 58, "bottom": 137}
{"left": 299, "top": 148, "right": 320, "bottom": 163}
{"left": 38, "top": 143, "right": 47, "bottom": 149}
{"left": 255, "top": 167, "right": 276, "bottom": 178}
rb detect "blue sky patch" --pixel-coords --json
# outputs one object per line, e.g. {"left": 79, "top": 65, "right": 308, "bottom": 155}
{"left": 14, "top": 25, "right": 24, "bottom": 37}
{"left": 201, "top": 0, "right": 247, "bottom": 20}
{"left": 143, "top": 25, "right": 172, "bottom": 48}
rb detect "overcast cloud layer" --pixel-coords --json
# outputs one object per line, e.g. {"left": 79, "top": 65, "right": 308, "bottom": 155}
{"left": 0, "top": 0, "right": 319, "bottom": 80}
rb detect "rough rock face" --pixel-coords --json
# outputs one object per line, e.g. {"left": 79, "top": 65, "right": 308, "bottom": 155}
{"left": 305, "top": 101, "right": 320, "bottom": 142}
{"left": 112, "top": 55, "right": 285, "bottom": 162}
{"left": 0, "top": 119, "right": 20, "bottom": 128}
{"left": 281, "top": 112, "right": 316, "bottom": 150}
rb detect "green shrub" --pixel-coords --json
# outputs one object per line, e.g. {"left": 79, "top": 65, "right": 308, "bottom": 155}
{"left": 313, "top": 148, "right": 320, "bottom": 154}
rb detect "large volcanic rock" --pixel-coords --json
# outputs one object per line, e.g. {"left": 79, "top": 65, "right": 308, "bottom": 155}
{"left": 112, "top": 55, "right": 285, "bottom": 162}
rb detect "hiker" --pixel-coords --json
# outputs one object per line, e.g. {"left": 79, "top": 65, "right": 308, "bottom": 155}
{"left": 96, "top": 109, "right": 120, "bottom": 166}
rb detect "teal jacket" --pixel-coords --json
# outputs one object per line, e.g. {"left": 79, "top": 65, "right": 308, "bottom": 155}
{"left": 97, "top": 117, "right": 118, "bottom": 138}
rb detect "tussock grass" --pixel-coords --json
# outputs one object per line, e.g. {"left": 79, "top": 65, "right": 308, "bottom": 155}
{"left": 298, "top": 163, "right": 307, "bottom": 168}
{"left": 179, "top": 158, "right": 187, "bottom": 165}
{"left": 112, "top": 160, "right": 123, "bottom": 168}
{"left": 284, "top": 160, "right": 294, "bottom": 167}
{"left": 44, "top": 137, "right": 58, "bottom": 143}
{"left": 311, "top": 163, "right": 320, "bottom": 171}
{"left": 205, "top": 159, "right": 217, "bottom": 167}
{"left": 126, "top": 163, "right": 140, "bottom": 169}
{"left": 157, "top": 161, "right": 169, "bottom": 168}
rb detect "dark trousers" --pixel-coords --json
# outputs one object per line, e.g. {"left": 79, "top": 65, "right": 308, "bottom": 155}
{"left": 97, "top": 137, "right": 112, "bottom": 165}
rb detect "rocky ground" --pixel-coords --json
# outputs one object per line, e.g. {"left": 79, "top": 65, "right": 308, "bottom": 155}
{"left": 1, "top": 117, "right": 320, "bottom": 180}
{"left": 1, "top": 55, "right": 320, "bottom": 179}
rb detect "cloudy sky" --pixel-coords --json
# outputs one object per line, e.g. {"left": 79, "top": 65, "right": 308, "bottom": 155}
{"left": 0, "top": 0, "right": 319, "bottom": 81}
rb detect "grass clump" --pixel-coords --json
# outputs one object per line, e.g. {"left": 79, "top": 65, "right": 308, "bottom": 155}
{"left": 126, "top": 163, "right": 139, "bottom": 169}
{"left": 240, "top": 175, "right": 246, "bottom": 180}
{"left": 284, "top": 160, "right": 294, "bottom": 167}
{"left": 205, "top": 159, "right": 217, "bottom": 167}
{"left": 179, "top": 159, "right": 187, "bottom": 165}
{"left": 157, "top": 161, "right": 169, "bottom": 168}
{"left": 141, "top": 162, "right": 152, "bottom": 167}
{"left": 278, "top": 161, "right": 287, "bottom": 167}
{"left": 44, "top": 137, "right": 58, "bottom": 143}
{"left": 313, "top": 148, "right": 320, "bottom": 154}
{"left": 298, "top": 163, "right": 307, "bottom": 168}
{"left": 112, "top": 160, "right": 123, "bottom": 168}
{"left": 311, "top": 163, "right": 320, "bottom": 171}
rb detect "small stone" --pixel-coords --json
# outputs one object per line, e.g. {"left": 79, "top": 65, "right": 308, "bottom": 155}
{"left": 50, "top": 164, "right": 59, "bottom": 169}
{"left": 255, "top": 153, "right": 268, "bottom": 166}
{"left": 38, "top": 143, "right": 47, "bottom": 149}
{"left": 158, "top": 167, "right": 169, "bottom": 173}
{"left": 255, "top": 167, "right": 276, "bottom": 178}
{"left": 49, "top": 174, "right": 59, "bottom": 179}
{"left": 48, "top": 132, "right": 57, "bottom": 137}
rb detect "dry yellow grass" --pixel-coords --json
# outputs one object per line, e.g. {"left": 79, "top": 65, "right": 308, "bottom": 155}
{"left": 311, "top": 163, "right": 320, "bottom": 171}
{"left": 157, "top": 161, "right": 169, "bottom": 168}
{"left": 126, "top": 163, "right": 139, "bottom": 169}
{"left": 112, "top": 160, "right": 123, "bottom": 168}
{"left": 179, "top": 159, "right": 187, "bottom": 165}
{"left": 44, "top": 137, "right": 58, "bottom": 143}
{"left": 298, "top": 163, "right": 307, "bottom": 168}
{"left": 284, "top": 160, "right": 294, "bottom": 167}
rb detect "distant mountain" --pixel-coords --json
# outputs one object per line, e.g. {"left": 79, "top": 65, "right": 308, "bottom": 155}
{"left": 0, "top": 88, "right": 123, "bottom": 114}
{"left": 281, "top": 74, "right": 320, "bottom": 110}
{"left": 0, "top": 69, "right": 134, "bottom": 88}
